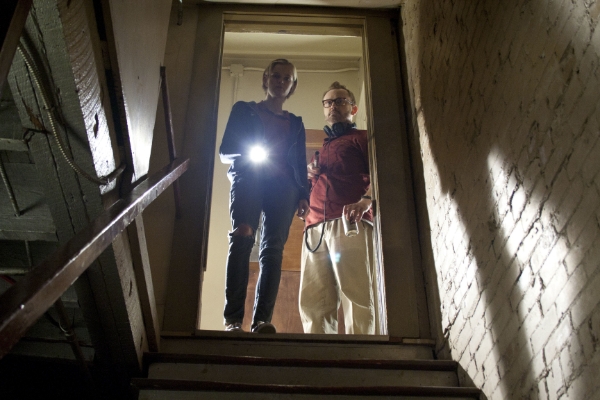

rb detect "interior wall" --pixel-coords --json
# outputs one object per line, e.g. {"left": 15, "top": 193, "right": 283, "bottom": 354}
{"left": 146, "top": 5, "right": 200, "bottom": 327}
{"left": 402, "top": 0, "right": 600, "bottom": 399}
{"left": 105, "top": 0, "right": 172, "bottom": 181}
{"left": 201, "top": 60, "right": 363, "bottom": 330}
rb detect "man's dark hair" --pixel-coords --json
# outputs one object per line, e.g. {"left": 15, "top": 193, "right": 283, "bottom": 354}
{"left": 322, "top": 81, "right": 356, "bottom": 105}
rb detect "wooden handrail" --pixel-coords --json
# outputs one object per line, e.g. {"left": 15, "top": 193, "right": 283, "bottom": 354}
{"left": 0, "top": 158, "right": 189, "bottom": 358}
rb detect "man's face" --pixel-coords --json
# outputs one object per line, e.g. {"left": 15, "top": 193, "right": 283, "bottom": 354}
{"left": 322, "top": 88, "right": 358, "bottom": 126}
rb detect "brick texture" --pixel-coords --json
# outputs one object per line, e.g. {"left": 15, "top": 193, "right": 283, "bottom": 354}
{"left": 402, "top": 0, "right": 600, "bottom": 398}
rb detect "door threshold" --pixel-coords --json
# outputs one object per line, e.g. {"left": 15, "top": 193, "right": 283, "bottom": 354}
{"left": 192, "top": 329, "right": 389, "bottom": 343}
{"left": 160, "top": 330, "right": 435, "bottom": 346}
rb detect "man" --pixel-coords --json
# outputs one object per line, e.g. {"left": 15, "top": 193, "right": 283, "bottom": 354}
{"left": 299, "top": 81, "right": 376, "bottom": 335}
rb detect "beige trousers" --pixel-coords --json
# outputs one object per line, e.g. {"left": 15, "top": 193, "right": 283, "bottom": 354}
{"left": 299, "top": 219, "right": 376, "bottom": 334}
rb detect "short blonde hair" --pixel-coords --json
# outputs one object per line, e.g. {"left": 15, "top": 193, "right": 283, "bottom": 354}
{"left": 262, "top": 59, "right": 298, "bottom": 99}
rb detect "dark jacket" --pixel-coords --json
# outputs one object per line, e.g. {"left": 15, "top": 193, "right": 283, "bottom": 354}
{"left": 219, "top": 101, "right": 309, "bottom": 200}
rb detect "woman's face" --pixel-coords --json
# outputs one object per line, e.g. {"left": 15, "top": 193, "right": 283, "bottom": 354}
{"left": 264, "top": 63, "right": 296, "bottom": 99}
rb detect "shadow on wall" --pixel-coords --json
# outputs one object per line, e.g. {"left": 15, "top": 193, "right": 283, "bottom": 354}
{"left": 411, "top": 0, "right": 600, "bottom": 398}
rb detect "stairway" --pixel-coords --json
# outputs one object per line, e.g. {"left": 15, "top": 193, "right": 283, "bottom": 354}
{"left": 132, "top": 332, "right": 482, "bottom": 399}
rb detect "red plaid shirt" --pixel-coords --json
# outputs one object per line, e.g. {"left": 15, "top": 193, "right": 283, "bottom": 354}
{"left": 305, "top": 129, "right": 372, "bottom": 229}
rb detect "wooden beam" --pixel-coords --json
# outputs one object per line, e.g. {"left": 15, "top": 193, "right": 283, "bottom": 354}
{"left": 0, "top": 138, "right": 28, "bottom": 152}
{"left": 127, "top": 215, "right": 160, "bottom": 352}
{"left": 7, "top": 0, "right": 134, "bottom": 371}
{"left": 0, "top": 162, "right": 57, "bottom": 241}
{"left": 0, "top": 157, "right": 188, "bottom": 359}
{"left": 0, "top": 0, "right": 32, "bottom": 93}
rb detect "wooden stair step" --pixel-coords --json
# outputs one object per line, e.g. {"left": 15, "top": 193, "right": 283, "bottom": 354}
{"left": 160, "top": 334, "right": 435, "bottom": 360}
{"left": 146, "top": 355, "right": 459, "bottom": 388}
{"left": 142, "top": 337, "right": 479, "bottom": 398}
{"left": 133, "top": 379, "right": 482, "bottom": 399}
{"left": 145, "top": 353, "right": 457, "bottom": 371}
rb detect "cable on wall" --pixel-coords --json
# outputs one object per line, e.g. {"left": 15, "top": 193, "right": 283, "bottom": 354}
{"left": 17, "top": 42, "right": 124, "bottom": 187}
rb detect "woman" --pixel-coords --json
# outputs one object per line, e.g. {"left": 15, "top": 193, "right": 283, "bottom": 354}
{"left": 219, "top": 59, "right": 310, "bottom": 333}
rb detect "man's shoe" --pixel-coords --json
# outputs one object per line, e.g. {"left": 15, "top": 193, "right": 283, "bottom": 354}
{"left": 251, "top": 321, "right": 276, "bottom": 334}
{"left": 225, "top": 322, "right": 244, "bottom": 332}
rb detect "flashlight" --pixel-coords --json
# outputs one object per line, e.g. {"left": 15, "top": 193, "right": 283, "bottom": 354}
{"left": 249, "top": 146, "right": 267, "bottom": 163}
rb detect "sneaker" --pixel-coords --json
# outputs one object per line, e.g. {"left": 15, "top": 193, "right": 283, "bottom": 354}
{"left": 251, "top": 321, "right": 276, "bottom": 334}
{"left": 225, "top": 322, "right": 244, "bottom": 332}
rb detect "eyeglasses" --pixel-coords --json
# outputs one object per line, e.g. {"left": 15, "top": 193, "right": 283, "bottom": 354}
{"left": 322, "top": 98, "right": 354, "bottom": 108}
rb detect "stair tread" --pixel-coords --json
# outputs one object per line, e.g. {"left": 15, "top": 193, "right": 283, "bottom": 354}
{"left": 165, "top": 331, "right": 435, "bottom": 346}
{"left": 132, "top": 378, "right": 482, "bottom": 398}
{"left": 145, "top": 353, "right": 457, "bottom": 371}
{"left": 158, "top": 337, "right": 436, "bottom": 360}
{"left": 148, "top": 363, "right": 458, "bottom": 388}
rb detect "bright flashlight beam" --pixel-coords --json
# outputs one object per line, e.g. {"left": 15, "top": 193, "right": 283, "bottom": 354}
{"left": 250, "top": 146, "right": 267, "bottom": 163}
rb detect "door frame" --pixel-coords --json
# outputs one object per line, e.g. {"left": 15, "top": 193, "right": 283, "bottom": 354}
{"left": 162, "top": 4, "right": 429, "bottom": 340}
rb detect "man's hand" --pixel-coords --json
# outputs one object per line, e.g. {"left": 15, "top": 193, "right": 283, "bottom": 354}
{"left": 343, "top": 198, "right": 372, "bottom": 224}
{"left": 297, "top": 199, "right": 310, "bottom": 220}
{"left": 307, "top": 162, "right": 320, "bottom": 180}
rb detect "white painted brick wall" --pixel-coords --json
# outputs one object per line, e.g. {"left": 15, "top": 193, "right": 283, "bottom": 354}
{"left": 402, "top": 0, "right": 600, "bottom": 398}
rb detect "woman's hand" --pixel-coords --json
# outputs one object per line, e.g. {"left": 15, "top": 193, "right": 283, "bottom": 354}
{"left": 297, "top": 199, "right": 310, "bottom": 220}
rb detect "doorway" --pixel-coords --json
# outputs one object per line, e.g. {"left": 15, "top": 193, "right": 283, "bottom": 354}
{"left": 201, "top": 31, "right": 368, "bottom": 333}
{"left": 162, "top": 5, "right": 429, "bottom": 340}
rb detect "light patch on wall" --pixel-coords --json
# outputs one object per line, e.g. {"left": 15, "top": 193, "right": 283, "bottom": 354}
{"left": 484, "top": 146, "right": 575, "bottom": 389}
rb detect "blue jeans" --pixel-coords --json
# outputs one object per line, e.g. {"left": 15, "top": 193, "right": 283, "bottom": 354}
{"left": 223, "top": 170, "right": 299, "bottom": 326}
